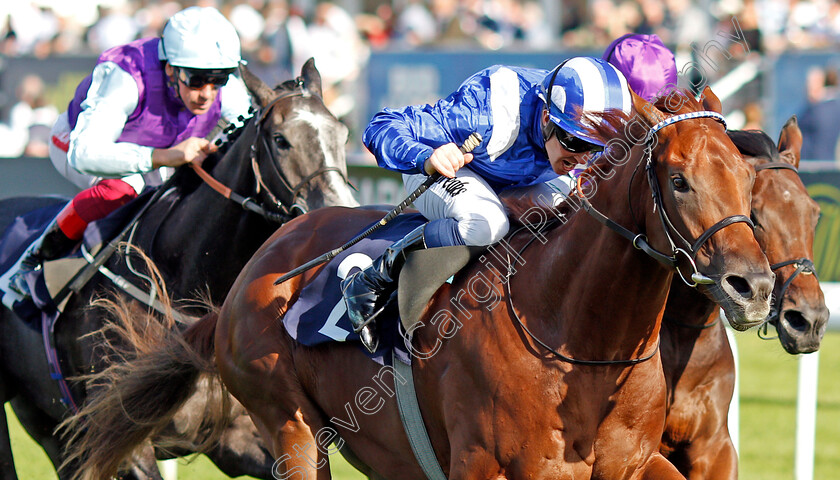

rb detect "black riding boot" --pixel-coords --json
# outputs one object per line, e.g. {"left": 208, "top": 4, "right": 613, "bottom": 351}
{"left": 341, "top": 224, "right": 427, "bottom": 353}
{"left": 9, "top": 222, "right": 77, "bottom": 297}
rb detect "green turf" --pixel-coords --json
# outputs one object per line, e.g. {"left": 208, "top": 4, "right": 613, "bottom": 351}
{"left": 7, "top": 331, "right": 839, "bottom": 479}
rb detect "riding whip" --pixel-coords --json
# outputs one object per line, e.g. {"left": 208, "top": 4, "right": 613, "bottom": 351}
{"left": 274, "top": 132, "right": 482, "bottom": 285}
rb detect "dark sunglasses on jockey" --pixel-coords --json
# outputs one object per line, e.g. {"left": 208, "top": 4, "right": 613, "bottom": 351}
{"left": 176, "top": 67, "right": 234, "bottom": 89}
{"left": 556, "top": 127, "right": 604, "bottom": 154}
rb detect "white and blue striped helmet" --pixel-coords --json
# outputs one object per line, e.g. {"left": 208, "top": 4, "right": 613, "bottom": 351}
{"left": 539, "top": 57, "right": 633, "bottom": 146}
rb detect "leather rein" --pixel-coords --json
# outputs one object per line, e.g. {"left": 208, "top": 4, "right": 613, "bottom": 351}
{"left": 191, "top": 83, "right": 349, "bottom": 223}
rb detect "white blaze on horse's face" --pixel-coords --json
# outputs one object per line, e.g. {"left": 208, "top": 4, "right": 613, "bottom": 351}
{"left": 294, "top": 108, "right": 349, "bottom": 167}
{"left": 293, "top": 108, "right": 356, "bottom": 205}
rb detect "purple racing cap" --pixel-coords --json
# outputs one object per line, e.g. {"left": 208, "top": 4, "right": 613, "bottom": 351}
{"left": 603, "top": 33, "right": 677, "bottom": 102}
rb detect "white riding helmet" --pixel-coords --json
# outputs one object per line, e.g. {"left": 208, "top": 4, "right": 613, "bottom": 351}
{"left": 158, "top": 6, "right": 241, "bottom": 70}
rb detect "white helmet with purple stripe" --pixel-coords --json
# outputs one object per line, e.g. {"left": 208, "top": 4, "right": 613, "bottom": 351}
{"left": 539, "top": 57, "right": 633, "bottom": 146}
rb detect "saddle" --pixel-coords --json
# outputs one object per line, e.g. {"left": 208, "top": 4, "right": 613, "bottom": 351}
{"left": 281, "top": 213, "right": 483, "bottom": 364}
{"left": 398, "top": 245, "right": 483, "bottom": 332}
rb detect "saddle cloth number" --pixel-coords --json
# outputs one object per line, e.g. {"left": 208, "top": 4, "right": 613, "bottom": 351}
{"left": 317, "top": 252, "right": 373, "bottom": 341}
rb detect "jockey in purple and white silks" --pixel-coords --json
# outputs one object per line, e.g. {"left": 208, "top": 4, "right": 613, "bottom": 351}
{"left": 9, "top": 6, "right": 252, "bottom": 298}
{"left": 342, "top": 57, "right": 634, "bottom": 352}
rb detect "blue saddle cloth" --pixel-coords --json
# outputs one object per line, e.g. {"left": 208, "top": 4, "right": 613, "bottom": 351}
{"left": 0, "top": 201, "right": 66, "bottom": 325}
{"left": 0, "top": 191, "right": 156, "bottom": 329}
{"left": 282, "top": 213, "right": 426, "bottom": 365}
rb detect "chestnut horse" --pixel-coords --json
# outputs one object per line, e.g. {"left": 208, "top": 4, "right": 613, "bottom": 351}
{"left": 658, "top": 117, "right": 828, "bottom": 479}
{"left": 64, "top": 87, "right": 775, "bottom": 479}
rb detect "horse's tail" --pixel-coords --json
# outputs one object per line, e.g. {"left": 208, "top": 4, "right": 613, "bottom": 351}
{"left": 60, "top": 308, "right": 226, "bottom": 480}
{"left": 58, "top": 247, "right": 229, "bottom": 480}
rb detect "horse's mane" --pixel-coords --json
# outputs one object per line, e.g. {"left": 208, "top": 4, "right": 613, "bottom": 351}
{"left": 653, "top": 89, "right": 781, "bottom": 162}
{"left": 726, "top": 129, "right": 780, "bottom": 161}
{"left": 198, "top": 80, "right": 301, "bottom": 171}
{"left": 652, "top": 88, "right": 706, "bottom": 117}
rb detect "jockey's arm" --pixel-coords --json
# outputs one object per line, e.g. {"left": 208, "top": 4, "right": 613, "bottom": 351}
{"left": 68, "top": 62, "right": 152, "bottom": 178}
{"left": 69, "top": 63, "right": 253, "bottom": 177}
{"left": 363, "top": 81, "right": 486, "bottom": 176}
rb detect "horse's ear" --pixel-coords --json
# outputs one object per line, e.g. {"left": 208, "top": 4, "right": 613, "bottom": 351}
{"left": 777, "top": 115, "right": 802, "bottom": 167}
{"left": 300, "top": 57, "right": 323, "bottom": 98}
{"left": 633, "top": 91, "right": 664, "bottom": 125}
{"left": 239, "top": 62, "right": 275, "bottom": 108}
{"left": 700, "top": 86, "right": 722, "bottom": 113}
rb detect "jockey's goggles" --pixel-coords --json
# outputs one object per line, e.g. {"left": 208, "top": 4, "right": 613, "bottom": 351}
{"left": 176, "top": 67, "right": 234, "bottom": 89}
{"left": 556, "top": 128, "right": 604, "bottom": 154}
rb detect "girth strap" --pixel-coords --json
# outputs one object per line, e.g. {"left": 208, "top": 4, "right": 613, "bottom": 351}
{"left": 393, "top": 352, "right": 448, "bottom": 480}
{"left": 79, "top": 243, "right": 194, "bottom": 326}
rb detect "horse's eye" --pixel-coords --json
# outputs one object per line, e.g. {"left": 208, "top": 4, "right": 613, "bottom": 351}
{"left": 273, "top": 133, "right": 291, "bottom": 149}
{"left": 671, "top": 174, "right": 689, "bottom": 192}
{"left": 750, "top": 210, "right": 761, "bottom": 229}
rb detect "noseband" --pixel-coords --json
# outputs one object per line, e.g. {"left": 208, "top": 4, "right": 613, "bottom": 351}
{"left": 580, "top": 110, "right": 755, "bottom": 288}
{"left": 749, "top": 161, "right": 820, "bottom": 338}
{"left": 250, "top": 84, "right": 349, "bottom": 217}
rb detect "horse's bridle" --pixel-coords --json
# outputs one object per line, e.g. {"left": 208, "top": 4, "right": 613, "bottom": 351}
{"left": 249, "top": 84, "right": 349, "bottom": 218}
{"left": 749, "top": 161, "right": 820, "bottom": 339}
{"left": 579, "top": 110, "right": 755, "bottom": 288}
{"left": 192, "top": 80, "right": 349, "bottom": 223}
{"left": 503, "top": 110, "right": 748, "bottom": 365}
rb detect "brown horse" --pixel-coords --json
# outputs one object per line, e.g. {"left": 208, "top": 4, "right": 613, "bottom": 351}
{"left": 64, "top": 88, "right": 775, "bottom": 480}
{"left": 658, "top": 116, "right": 828, "bottom": 479}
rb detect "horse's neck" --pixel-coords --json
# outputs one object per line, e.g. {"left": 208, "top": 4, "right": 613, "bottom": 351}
{"left": 520, "top": 163, "right": 672, "bottom": 356}
{"left": 664, "top": 280, "right": 718, "bottom": 327}
{"left": 144, "top": 131, "right": 275, "bottom": 299}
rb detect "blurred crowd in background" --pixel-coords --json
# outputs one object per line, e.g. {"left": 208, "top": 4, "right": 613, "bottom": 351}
{"left": 1, "top": 0, "right": 840, "bottom": 161}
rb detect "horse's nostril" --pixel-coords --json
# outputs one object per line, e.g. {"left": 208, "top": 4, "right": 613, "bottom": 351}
{"left": 782, "top": 310, "right": 810, "bottom": 333}
{"left": 724, "top": 275, "right": 752, "bottom": 298}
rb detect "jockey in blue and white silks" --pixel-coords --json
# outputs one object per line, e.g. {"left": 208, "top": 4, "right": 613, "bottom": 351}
{"left": 343, "top": 57, "right": 634, "bottom": 353}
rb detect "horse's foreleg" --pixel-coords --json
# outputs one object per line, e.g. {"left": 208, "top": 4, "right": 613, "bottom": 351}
{"left": 9, "top": 398, "right": 62, "bottom": 477}
{"left": 338, "top": 443, "right": 388, "bottom": 480}
{"left": 203, "top": 407, "right": 275, "bottom": 478}
{"left": 680, "top": 434, "right": 737, "bottom": 480}
{"left": 121, "top": 442, "right": 164, "bottom": 480}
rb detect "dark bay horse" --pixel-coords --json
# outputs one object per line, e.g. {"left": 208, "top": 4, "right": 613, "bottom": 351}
{"left": 63, "top": 87, "right": 775, "bottom": 479}
{"left": 0, "top": 58, "right": 357, "bottom": 479}
{"left": 658, "top": 116, "right": 828, "bottom": 479}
